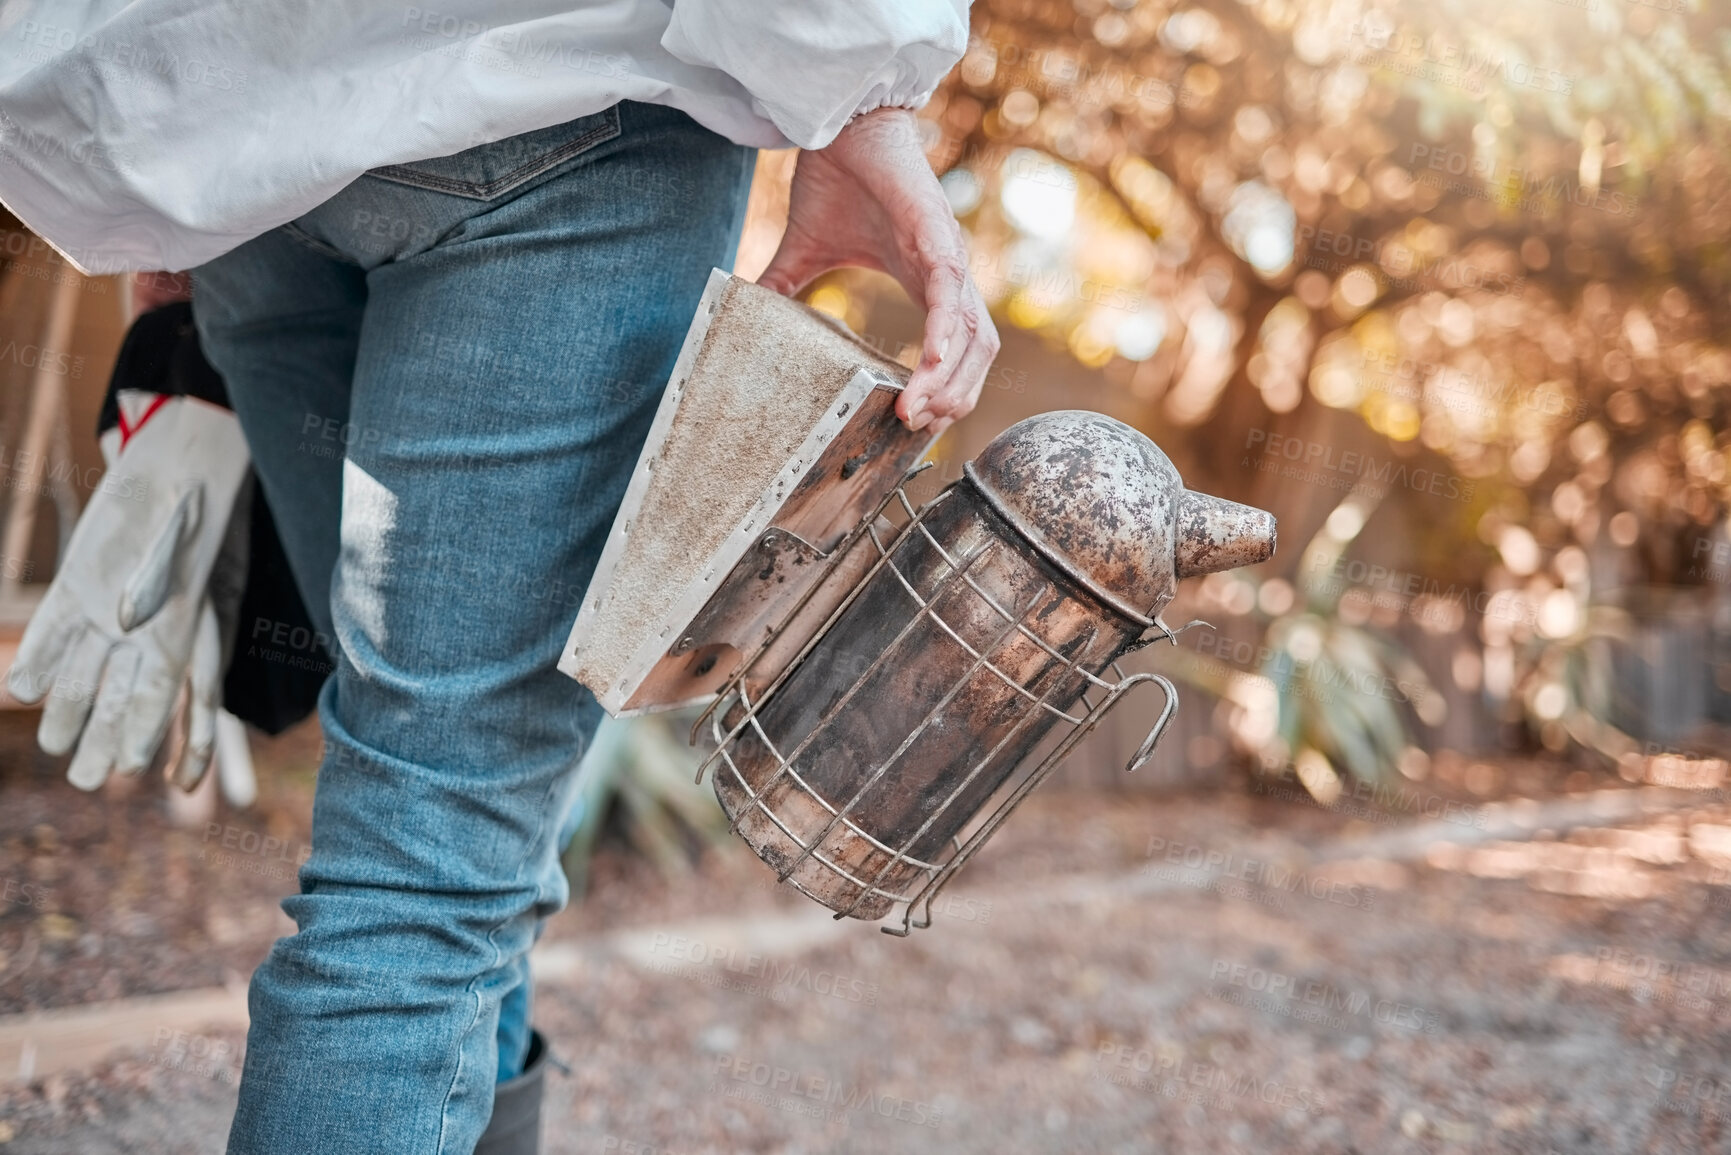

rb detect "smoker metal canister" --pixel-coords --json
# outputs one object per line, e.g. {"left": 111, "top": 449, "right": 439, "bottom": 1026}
{"left": 707, "top": 411, "right": 1276, "bottom": 923}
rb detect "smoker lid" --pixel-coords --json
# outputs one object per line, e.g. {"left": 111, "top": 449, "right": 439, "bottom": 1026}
{"left": 964, "top": 411, "right": 1184, "bottom": 621}
{"left": 964, "top": 410, "right": 1276, "bottom": 622}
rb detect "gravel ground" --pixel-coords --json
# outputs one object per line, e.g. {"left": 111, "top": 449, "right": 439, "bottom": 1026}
{"left": 0, "top": 714, "right": 318, "bottom": 1017}
{"left": 3, "top": 710, "right": 1731, "bottom": 1153}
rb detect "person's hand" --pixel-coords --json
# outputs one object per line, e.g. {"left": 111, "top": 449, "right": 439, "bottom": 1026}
{"left": 759, "top": 108, "right": 999, "bottom": 437}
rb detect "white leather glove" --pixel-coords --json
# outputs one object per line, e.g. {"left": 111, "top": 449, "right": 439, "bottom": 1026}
{"left": 179, "top": 467, "right": 252, "bottom": 793}
{"left": 6, "top": 393, "right": 250, "bottom": 790}
{"left": 100, "top": 398, "right": 251, "bottom": 794}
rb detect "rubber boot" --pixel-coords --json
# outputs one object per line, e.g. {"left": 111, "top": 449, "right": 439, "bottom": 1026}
{"left": 475, "top": 1030, "right": 548, "bottom": 1155}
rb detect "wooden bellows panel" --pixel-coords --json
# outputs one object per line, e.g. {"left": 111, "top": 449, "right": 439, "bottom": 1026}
{"left": 560, "top": 270, "right": 934, "bottom": 715}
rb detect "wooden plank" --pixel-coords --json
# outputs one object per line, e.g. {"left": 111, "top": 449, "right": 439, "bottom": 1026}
{"left": 0, "top": 609, "right": 26, "bottom": 709}
{"left": 0, "top": 985, "right": 249, "bottom": 1085}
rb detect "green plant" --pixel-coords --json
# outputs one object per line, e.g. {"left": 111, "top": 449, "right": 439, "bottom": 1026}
{"left": 559, "top": 712, "right": 732, "bottom": 901}
{"left": 1509, "top": 591, "right": 1638, "bottom": 762}
{"left": 1172, "top": 487, "right": 1444, "bottom": 802}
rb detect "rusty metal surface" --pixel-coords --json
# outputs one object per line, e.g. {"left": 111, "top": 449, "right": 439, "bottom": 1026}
{"left": 965, "top": 411, "right": 1185, "bottom": 618}
{"left": 694, "top": 409, "right": 1276, "bottom": 933}
{"left": 673, "top": 530, "right": 827, "bottom": 662}
{"left": 615, "top": 378, "right": 934, "bottom": 713}
{"left": 967, "top": 410, "right": 1277, "bottom": 617}
{"left": 1174, "top": 491, "right": 1278, "bottom": 578}
{"left": 711, "top": 486, "right": 1143, "bottom": 921}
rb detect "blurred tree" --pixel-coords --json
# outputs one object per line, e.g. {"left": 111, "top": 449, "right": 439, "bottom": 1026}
{"left": 911, "top": 0, "right": 1731, "bottom": 767}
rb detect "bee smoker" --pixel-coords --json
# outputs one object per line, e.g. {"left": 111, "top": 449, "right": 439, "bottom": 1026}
{"left": 693, "top": 410, "right": 1275, "bottom": 934}
{"left": 563, "top": 272, "right": 1276, "bottom": 934}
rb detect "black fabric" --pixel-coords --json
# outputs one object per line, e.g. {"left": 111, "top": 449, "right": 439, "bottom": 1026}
{"left": 225, "top": 489, "right": 332, "bottom": 734}
{"left": 99, "top": 303, "right": 327, "bottom": 735}
{"left": 97, "top": 301, "right": 230, "bottom": 427}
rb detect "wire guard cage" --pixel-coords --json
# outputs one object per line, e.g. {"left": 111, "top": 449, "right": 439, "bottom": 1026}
{"left": 693, "top": 464, "right": 1182, "bottom": 936}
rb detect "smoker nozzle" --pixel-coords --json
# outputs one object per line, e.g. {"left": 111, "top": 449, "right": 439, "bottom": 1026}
{"left": 1174, "top": 492, "right": 1277, "bottom": 579}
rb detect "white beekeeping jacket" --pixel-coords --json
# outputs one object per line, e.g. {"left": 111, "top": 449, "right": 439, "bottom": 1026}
{"left": 0, "top": 0, "right": 968, "bottom": 273}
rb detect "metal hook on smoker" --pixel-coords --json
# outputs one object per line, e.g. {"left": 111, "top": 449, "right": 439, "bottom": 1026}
{"left": 1119, "top": 616, "right": 1212, "bottom": 655}
{"left": 1153, "top": 616, "right": 1213, "bottom": 644}
{"left": 1125, "top": 674, "right": 1179, "bottom": 773}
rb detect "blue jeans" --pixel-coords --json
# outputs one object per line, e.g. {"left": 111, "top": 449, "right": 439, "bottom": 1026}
{"left": 192, "top": 101, "right": 754, "bottom": 1154}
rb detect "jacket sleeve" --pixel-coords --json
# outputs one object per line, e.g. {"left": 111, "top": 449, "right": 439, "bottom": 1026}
{"left": 660, "top": 0, "right": 969, "bottom": 151}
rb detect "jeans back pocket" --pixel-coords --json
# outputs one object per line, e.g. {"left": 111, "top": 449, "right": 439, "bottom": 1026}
{"left": 366, "top": 105, "right": 622, "bottom": 200}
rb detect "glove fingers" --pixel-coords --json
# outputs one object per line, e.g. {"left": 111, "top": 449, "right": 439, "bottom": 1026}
{"left": 7, "top": 609, "right": 82, "bottom": 706}
{"left": 117, "top": 649, "right": 186, "bottom": 780}
{"left": 173, "top": 728, "right": 215, "bottom": 794}
{"left": 215, "top": 711, "right": 258, "bottom": 810}
{"left": 66, "top": 646, "right": 139, "bottom": 791}
{"left": 37, "top": 626, "right": 106, "bottom": 758}
{"left": 167, "top": 603, "right": 221, "bottom": 791}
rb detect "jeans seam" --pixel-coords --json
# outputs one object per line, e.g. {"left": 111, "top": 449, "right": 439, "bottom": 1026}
{"left": 436, "top": 989, "right": 489, "bottom": 1155}
{"left": 278, "top": 221, "right": 362, "bottom": 266}
{"left": 448, "top": 765, "right": 565, "bottom": 1145}
{"left": 367, "top": 108, "right": 622, "bottom": 200}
